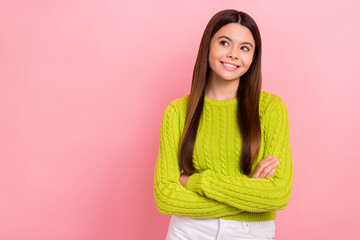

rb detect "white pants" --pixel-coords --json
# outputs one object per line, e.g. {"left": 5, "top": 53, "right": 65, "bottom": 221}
{"left": 165, "top": 215, "right": 275, "bottom": 240}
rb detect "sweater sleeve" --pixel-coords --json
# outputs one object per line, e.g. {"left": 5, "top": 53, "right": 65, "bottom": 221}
{"left": 185, "top": 96, "right": 293, "bottom": 212}
{"left": 153, "top": 103, "right": 243, "bottom": 218}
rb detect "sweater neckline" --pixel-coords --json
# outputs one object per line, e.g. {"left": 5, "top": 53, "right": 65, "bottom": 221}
{"left": 204, "top": 95, "right": 237, "bottom": 106}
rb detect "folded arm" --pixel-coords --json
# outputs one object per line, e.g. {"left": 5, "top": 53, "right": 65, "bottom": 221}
{"left": 185, "top": 97, "right": 294, "bottom": 212}
{"left": 154, "top": 103, "right": 243, "bottom": 218}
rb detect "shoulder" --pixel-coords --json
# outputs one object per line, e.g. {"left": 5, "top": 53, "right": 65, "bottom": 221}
{"left": 165, "top": 94, "right": 189, "bottom": 114}
{"left": 260, "top": 90, "right": 281, "bottom": 105}
{"left": 169, "top": 94, "right": 189, "bottom": 108}
{"left": 260, "top": 90, "right": 289, "bottom": 120}
{"left": 162, "top": 94, "right": 190, "bottom": 119}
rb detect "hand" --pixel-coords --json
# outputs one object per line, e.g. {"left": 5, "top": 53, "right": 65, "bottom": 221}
{"left": 179, "top": 172, "right": 191, "bottom": 187}
{"left": 251, "top": 156, "right": 280, "bottom": 179}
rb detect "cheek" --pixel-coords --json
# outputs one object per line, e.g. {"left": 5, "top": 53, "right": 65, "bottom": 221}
{"left": 208, "top": 50, "right": 219, "bottom": 68}
{"left": 244, "top": 55, "right": 254, "bottom": 66}
{"left": 208, "top": 57, "right": 216, "bottom": 71}
{"left": 209, "top": 45, "right": 224, "bottom": 59}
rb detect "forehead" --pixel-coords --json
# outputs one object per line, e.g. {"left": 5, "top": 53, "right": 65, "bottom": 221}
{"left": 213, "top": 23, "right": 255, "bottom": 45}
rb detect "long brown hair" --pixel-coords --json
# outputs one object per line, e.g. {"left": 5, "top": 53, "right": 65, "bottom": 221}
{"left": 179, "top": 9, "right": 263, "bottom": 177}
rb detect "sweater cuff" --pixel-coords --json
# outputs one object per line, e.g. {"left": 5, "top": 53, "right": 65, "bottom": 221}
{"left": 185, "top": 172, "right": 204, "bottom": 195}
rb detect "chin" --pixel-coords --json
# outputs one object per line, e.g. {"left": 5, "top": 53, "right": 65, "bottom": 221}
{"left": 219, "top": 73, "right": 242, "bottom": 81}
{"left": 218, "top": 76, "right": 241, "bottom": 81}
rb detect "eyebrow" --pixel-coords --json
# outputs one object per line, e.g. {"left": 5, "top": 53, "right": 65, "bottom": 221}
{"left": 217, "top": 36, "right": 254, "bottom": 48}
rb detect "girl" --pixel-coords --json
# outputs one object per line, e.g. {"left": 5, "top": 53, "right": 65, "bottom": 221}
{"left": 154, "top": 9, "right": 293, "bottom": 240}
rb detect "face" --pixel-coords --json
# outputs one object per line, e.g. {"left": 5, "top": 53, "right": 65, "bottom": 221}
{"left": 208, "top": 23, "right": 256, "bottom": 82}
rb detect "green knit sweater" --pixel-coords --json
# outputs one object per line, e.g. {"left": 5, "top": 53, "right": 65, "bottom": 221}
{"left": 153, "top": 91, "right": 293, "bottom": 221}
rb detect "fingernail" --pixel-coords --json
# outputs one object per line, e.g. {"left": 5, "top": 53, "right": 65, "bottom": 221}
{"left": 273, "top": 157, "right": 278, "bottom": 160}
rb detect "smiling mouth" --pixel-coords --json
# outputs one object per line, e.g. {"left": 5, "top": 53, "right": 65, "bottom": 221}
{"left": 220, "top": 61, "right": 240, "bottom": 70}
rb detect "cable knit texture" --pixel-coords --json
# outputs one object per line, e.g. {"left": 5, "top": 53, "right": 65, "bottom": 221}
{"left": 153, "top": 91, "right": 293, "bottom": 221}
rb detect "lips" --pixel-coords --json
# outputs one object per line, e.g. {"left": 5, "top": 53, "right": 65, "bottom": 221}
{"left": 220, "top": 61, "right": 240, "bottom": 71}
{"left": 220, "top": 61, "right": 240, "bottom": 67}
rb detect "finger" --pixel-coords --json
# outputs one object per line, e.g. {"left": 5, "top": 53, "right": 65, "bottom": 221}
{"left": 256, "top": 158, "right": 276, "bottom": 176}
{"left": 264, "top": 156, "right": 273, "bottom": 161}
{"left": 264, "top": 159, "right": 280, "bottom": 173}
{"left": 264, "top": 168, "right": 276, "bottom": 179}
{"left": 259, "top": 156, "right": 278, "bottom": 168}
{"left": 257, "top": 158, "right": 277, "bottom": 177}
{"left": 261, "top": 159, "right": 279, "bottom": 177}
{"left": 251, "top": 156, "right": 277, "bottom": 178}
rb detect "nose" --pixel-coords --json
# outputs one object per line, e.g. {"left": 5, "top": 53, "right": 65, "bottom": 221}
{"left": 227, "top": 47, "right": 239, "bottom": 59}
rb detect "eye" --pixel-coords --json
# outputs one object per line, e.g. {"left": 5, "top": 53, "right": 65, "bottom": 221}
{"left": 219, "top": 40, "right": 229, "bottom": 46}
{"left": 241, "top": 46, "right": 250, "bottom": 51}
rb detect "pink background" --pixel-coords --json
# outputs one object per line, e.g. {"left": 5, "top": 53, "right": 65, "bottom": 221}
{"left": 1, "top": 1, "right": 359, "bottom": 239}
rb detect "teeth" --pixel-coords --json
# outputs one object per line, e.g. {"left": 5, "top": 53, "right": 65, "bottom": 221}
{"left": 222, "top": 62, "right": 237, "bottom": 68}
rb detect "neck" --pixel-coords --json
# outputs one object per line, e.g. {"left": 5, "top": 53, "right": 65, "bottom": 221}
{"left": 205, "top": 72, "right": 239, "bottom": 100}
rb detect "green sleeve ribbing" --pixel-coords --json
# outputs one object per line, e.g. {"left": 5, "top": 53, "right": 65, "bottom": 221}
{"left": 153, "top": 103, "right": 243, "bottom": 218}
{"left": 185, "top": 97, "right": 293, "bottom": 212}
